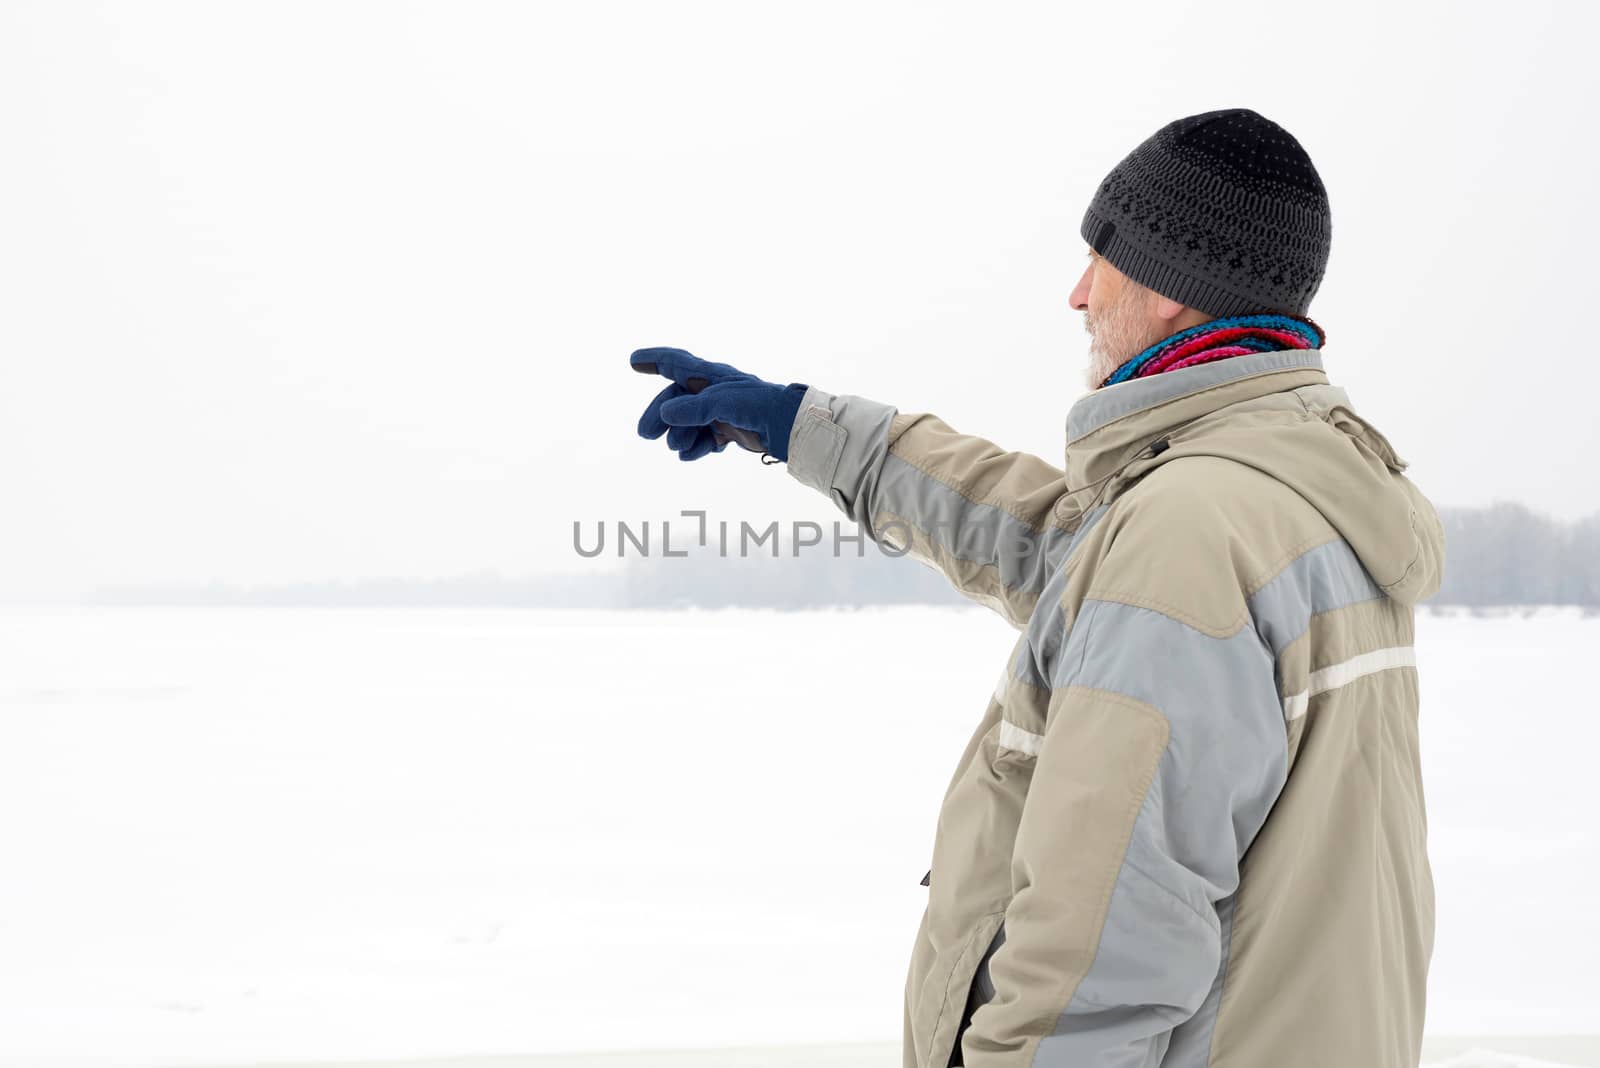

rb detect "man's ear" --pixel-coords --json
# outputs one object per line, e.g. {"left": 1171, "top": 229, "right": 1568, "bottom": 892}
{"left": 1152, "top": 294, "right": 1188, "bottom": 322}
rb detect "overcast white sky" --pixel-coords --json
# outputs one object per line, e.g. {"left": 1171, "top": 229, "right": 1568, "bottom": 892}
{"left": 1, "top": 0, "right": 1594, "bottom": 602}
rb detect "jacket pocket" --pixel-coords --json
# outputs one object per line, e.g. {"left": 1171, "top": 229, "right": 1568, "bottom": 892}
{"left": 921, "top": 909, "right": 1007, "bottom": 1068}
{"left": 947, "top": 919, "right": 1006, "bottom": 1066}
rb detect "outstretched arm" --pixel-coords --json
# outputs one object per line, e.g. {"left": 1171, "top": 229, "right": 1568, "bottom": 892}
{"left": 630, "top": 347, "right": 1079, "bottom": 628}
{"left": 786, "top": 385, "right": 1075, "bottom": 628}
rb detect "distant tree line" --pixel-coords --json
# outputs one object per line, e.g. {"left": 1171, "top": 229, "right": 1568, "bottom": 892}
{"left": 93, "top": 502, "right": 1600, "bottom": 610}
{"left": 94, "top": 543, "right": 967, "bottom": 610}
{"left": 1434, "top": 501, "right": 1600, "bottom": 607}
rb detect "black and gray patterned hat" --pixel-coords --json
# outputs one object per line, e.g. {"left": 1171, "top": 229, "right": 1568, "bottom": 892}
{"left": 1080, "top": 108, "right": 1332, "bottom": 318}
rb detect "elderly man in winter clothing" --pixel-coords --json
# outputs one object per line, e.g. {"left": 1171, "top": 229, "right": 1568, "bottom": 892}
{"left": 630, "top": 108, "right": 1445, "bottom": 1068}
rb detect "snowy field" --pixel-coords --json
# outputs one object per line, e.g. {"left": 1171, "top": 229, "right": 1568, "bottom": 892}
{"left": 1, "top": 605, "right": 1597, "bottom": 1068}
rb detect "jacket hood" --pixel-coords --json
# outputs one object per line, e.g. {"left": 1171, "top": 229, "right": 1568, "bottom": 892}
{"left": 1060, "top": 348, "right": 1446, "bottom": 606}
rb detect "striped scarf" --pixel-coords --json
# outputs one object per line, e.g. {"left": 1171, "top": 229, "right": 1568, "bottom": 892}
{"left": 1099, "top": 313, "right": 1326, "bottom": 388}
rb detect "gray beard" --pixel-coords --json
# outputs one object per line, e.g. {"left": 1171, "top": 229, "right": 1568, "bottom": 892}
{"left": 1083, "top": 290, "right": 1165, "bottom": 390}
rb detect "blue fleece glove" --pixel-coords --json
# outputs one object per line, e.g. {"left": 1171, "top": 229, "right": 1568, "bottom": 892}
{"left": 630, "top": 346, "right": 809, "bottom": 462}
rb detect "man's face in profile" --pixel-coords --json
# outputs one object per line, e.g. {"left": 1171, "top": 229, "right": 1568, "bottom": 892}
{"left": 1071, "top": 249, "right": 1165, "bottom": 391}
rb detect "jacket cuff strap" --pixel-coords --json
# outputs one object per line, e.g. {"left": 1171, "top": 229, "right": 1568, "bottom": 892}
{"left": 785, "top": 386, "right": 845, "bottom": 493}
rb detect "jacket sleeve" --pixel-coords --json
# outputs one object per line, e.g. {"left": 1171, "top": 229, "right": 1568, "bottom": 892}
{"left": 784, "top": 385, "right": 1075, "bottom": 628}
{"left": 958, "top": 512, "right": 1290, "bottom": 1066}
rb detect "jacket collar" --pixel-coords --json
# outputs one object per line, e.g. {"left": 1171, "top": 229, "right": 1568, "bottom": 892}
{"left": 1062, "top": 348, "right": 1329, "bottom": 492}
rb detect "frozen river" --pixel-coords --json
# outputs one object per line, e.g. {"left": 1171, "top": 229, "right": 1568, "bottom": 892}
{"left": 1, "top": 605, "right": 1596, "bottom": 1066}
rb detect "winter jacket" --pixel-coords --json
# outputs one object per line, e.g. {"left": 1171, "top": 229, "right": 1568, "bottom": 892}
{"left": 784, "top": 347, "right": 1446, "bottom": 1068}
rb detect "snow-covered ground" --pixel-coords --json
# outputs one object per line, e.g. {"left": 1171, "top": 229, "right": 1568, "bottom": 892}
{"left": 0, "top": 606, "right": 1596, "bottom": 1068}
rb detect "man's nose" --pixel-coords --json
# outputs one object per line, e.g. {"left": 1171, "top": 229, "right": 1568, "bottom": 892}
{"left": 1068, "top": 262, "right": 1092, "bottom": 311}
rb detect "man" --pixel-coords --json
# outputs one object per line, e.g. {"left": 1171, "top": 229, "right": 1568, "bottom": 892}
{"left": 629, "top": 108, "right": 1445, "bottom": 1068}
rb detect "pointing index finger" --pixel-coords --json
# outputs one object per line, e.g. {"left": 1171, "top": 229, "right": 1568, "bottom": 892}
{"left": 629, "top": 346, "right": 700, "bottom": 382}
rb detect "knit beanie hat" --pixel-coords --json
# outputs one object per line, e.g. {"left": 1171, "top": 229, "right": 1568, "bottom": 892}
{"left": 1080, "top": 108, "right": 1331, "bottom": 319}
